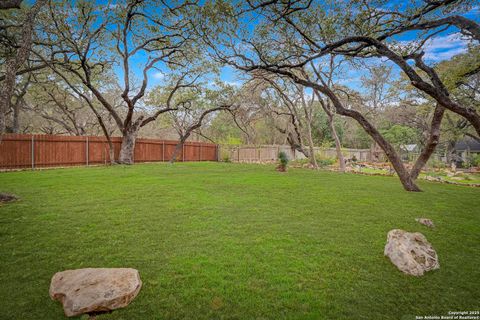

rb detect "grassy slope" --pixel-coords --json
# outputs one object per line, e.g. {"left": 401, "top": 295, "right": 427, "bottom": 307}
{"left": 0, "top": 162, "right": 478, "bottom": 320}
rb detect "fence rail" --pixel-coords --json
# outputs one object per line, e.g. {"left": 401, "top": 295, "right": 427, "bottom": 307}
{"left": 0, "top": 134, "right": 218, "bottom": 169}
{"left": 220, "top": 145, "right": 373, "bottom": 162}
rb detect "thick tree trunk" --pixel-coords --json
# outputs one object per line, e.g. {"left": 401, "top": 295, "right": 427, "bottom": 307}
{"left": 12, "top": 102, "right": 20, "bottom": 133}
{"left": 169, "top": 142, "right": 184, "bottom": 164}
{"left": 327, "top": 113, "right": 346, "bottom": 172}
{"left": 108, "top": 144, "right": 115, "bottom": 165}
{"left": 311, "top": 84, "right": 420, "bottom": 191}
{"left": 305, "top": 123, "right": 318, "bottom": 168}
{"left": 94, "top": 115, "right": 115, "bottom": 165}
{"left": 410, "top": 106, "right": 445, "bottom": 180}
{"left": 355, "top": 116, "right": 420, "bottom": 191}
{"left": 170, "top": 136, "right": 188, "bottom": 163}
{"left": 118, "top": 129, "right": 138, "bottom": 164}
{"left": 285, "top": 133, "right": 309, "bottom": 158}
{"left": 0, "top": 68, "right": 15, "bottom": 137}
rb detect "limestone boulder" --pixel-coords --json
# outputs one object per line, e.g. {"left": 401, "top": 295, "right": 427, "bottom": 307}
{"left": 49, "top": 268, "right": 142, "bottom": 317}
{"left": 425, "top": 175, "right": 442, "bottom": 182}
{"left": 415, "top": 218, "right": 435, "bottom": 228}
{"left": 384, "top": 229, "right": 439, "bottom": 276}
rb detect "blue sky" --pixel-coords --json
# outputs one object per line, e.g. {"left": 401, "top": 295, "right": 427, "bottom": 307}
{"left": 216, "top": 4, "right": 480, "bottom": 91}
{"left": 48, "top": 0, "right": 478, "bottom": 93}
{"left": 319, "top": 4, "right": 480, "bottom": 91}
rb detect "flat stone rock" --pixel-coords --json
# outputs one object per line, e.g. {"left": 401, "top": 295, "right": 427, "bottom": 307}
{"left": 49, "top": 268, "right": 142, "bottom": 317}
{"left": 425, "top": 175, "right": 442, "bottom": 182}
{"left": 415, "top": 218, "right": 435, "bottom": 228}
{"left": 384, "top": 229, "right": 439, "bottom": 276}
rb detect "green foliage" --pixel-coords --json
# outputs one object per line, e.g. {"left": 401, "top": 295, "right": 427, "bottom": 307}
{"left": 314, "top": 151, "right": 336, "bottom": 167}
{"left": 225, "top": 136, "right": 242, "bottom": 145}
{"left": 381, "top": 125, "right": 418, "bottom": 146}
{"left": 278, "top": 151, "right": 289, "bottom": 167}
{"left": 317, "top": 158, "right": 336, "bottom": 167}
{"left": 345, "top": 125, "right": 373, "bottom": 149}
{"left": 290, "top": 158, "right": 310, "bottom": 166}
{"left": 220, "top": 148, "right": 231, "bottom": 162}
{"left": 437, "top": 46, "right": 480, "bottom": 91}
{"left": 427, "top": 158, "right": 447, "bottom": 169}
{"left": 470, "top": 154, "right": 480, "bottom": 167}
{"left": 312, "top": 110, "right": 345, "bottom": 146}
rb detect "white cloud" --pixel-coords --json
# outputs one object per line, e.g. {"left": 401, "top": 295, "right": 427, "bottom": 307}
{"left": 337, "top": 76, "right": 361, "bottom": 86}
{"left": 393, "top": 32, "right": 471, "bottom": 62}
{"left": 153, "top": 72, "right": 165, "bottom": 80}
{"left": 423, "top": 33, "right": 470, "bottom": 62}
{"left": 224, "top": 80, "right": 241, "bottom": 87}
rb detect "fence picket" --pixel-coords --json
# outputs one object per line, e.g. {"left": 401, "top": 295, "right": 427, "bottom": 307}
{"left": 221, "top": 145, "right": 376, "bottom": 163}
{"left": 0, "top": 134, "right": 218, "bottom": 169}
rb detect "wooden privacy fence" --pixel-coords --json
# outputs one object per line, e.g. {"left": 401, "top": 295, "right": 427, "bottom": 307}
{"left": 221, "top": 145, "right": 373, "bottom": 162}
{"left": 0, "top": 134, "right": 218, "bottom": 169}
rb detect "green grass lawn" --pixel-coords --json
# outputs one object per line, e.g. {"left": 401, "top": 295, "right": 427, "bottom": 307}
{"left": 0, "top": 162, "right": 479, "bottom": 320}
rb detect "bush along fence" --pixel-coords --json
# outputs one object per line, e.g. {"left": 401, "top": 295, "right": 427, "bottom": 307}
{"left": 219, "top": 145, "right": 373, "bottom": 163}
{"left": 0, "top": 134, "right": 219, "bottom": 169}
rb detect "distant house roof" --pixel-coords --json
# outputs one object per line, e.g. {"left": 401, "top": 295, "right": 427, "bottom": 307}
{"left": 454, "top": 138, "right": 480, "bottom": 152}
{"left": 400, "top": 144, "right": 418, "bottom": 152}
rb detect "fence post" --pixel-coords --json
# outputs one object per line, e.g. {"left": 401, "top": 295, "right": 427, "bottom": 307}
{"left": 162, "top": 141, "right": 165, "bottom": 162}
{"left": 199, "top": 144, "right": 202, "bottom": 161}
{"left": 182, "top": 143, "right": 185, "bottom": 162}
{"left": 86, "top": 136, "right": 89, "bottom": 166}
{"left": 31, "top": 135, "right": 35, "bottom": 170}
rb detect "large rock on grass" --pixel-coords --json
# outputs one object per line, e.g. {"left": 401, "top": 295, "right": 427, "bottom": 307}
{"left": 384, "top": 229, "right": 439, "bottom": 276}
{"left": 49, "top": 268, "right": 142, "bottom": 317}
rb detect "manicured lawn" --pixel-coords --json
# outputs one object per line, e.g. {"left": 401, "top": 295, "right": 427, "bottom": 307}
{"left": 0, "top": 162, "right": 479, "bottom": 320}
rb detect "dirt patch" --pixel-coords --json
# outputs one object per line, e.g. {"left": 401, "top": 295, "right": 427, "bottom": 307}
{"left": 0, "top": 193, "right": 19, "bottom": 203}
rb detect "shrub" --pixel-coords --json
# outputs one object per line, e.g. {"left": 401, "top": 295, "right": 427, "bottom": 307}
{"left": 219, "top": 148, "right": 231, "bottom": 162}
{"left": 471, "top": 154, "right": 480, "bottom": 167}
{"left": 222, "top": 154, "right": 231, "bottom": 162}
{"left": 289, "top": 158, "right": 309, "bottom": 167}
{"left": 278, "top": 151, "right": 289, "bottom": 167}
{"left": 276, "top": 151, "right": 289, "bottom": 172}
{"left": 428, "top": 158, "right": 446, "bottom": 169}
{"left": 317, "top": 158, "right": 336, "bottom": 167}
{"left": 314, "top": 151, "right": 336, "bottom": 168}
